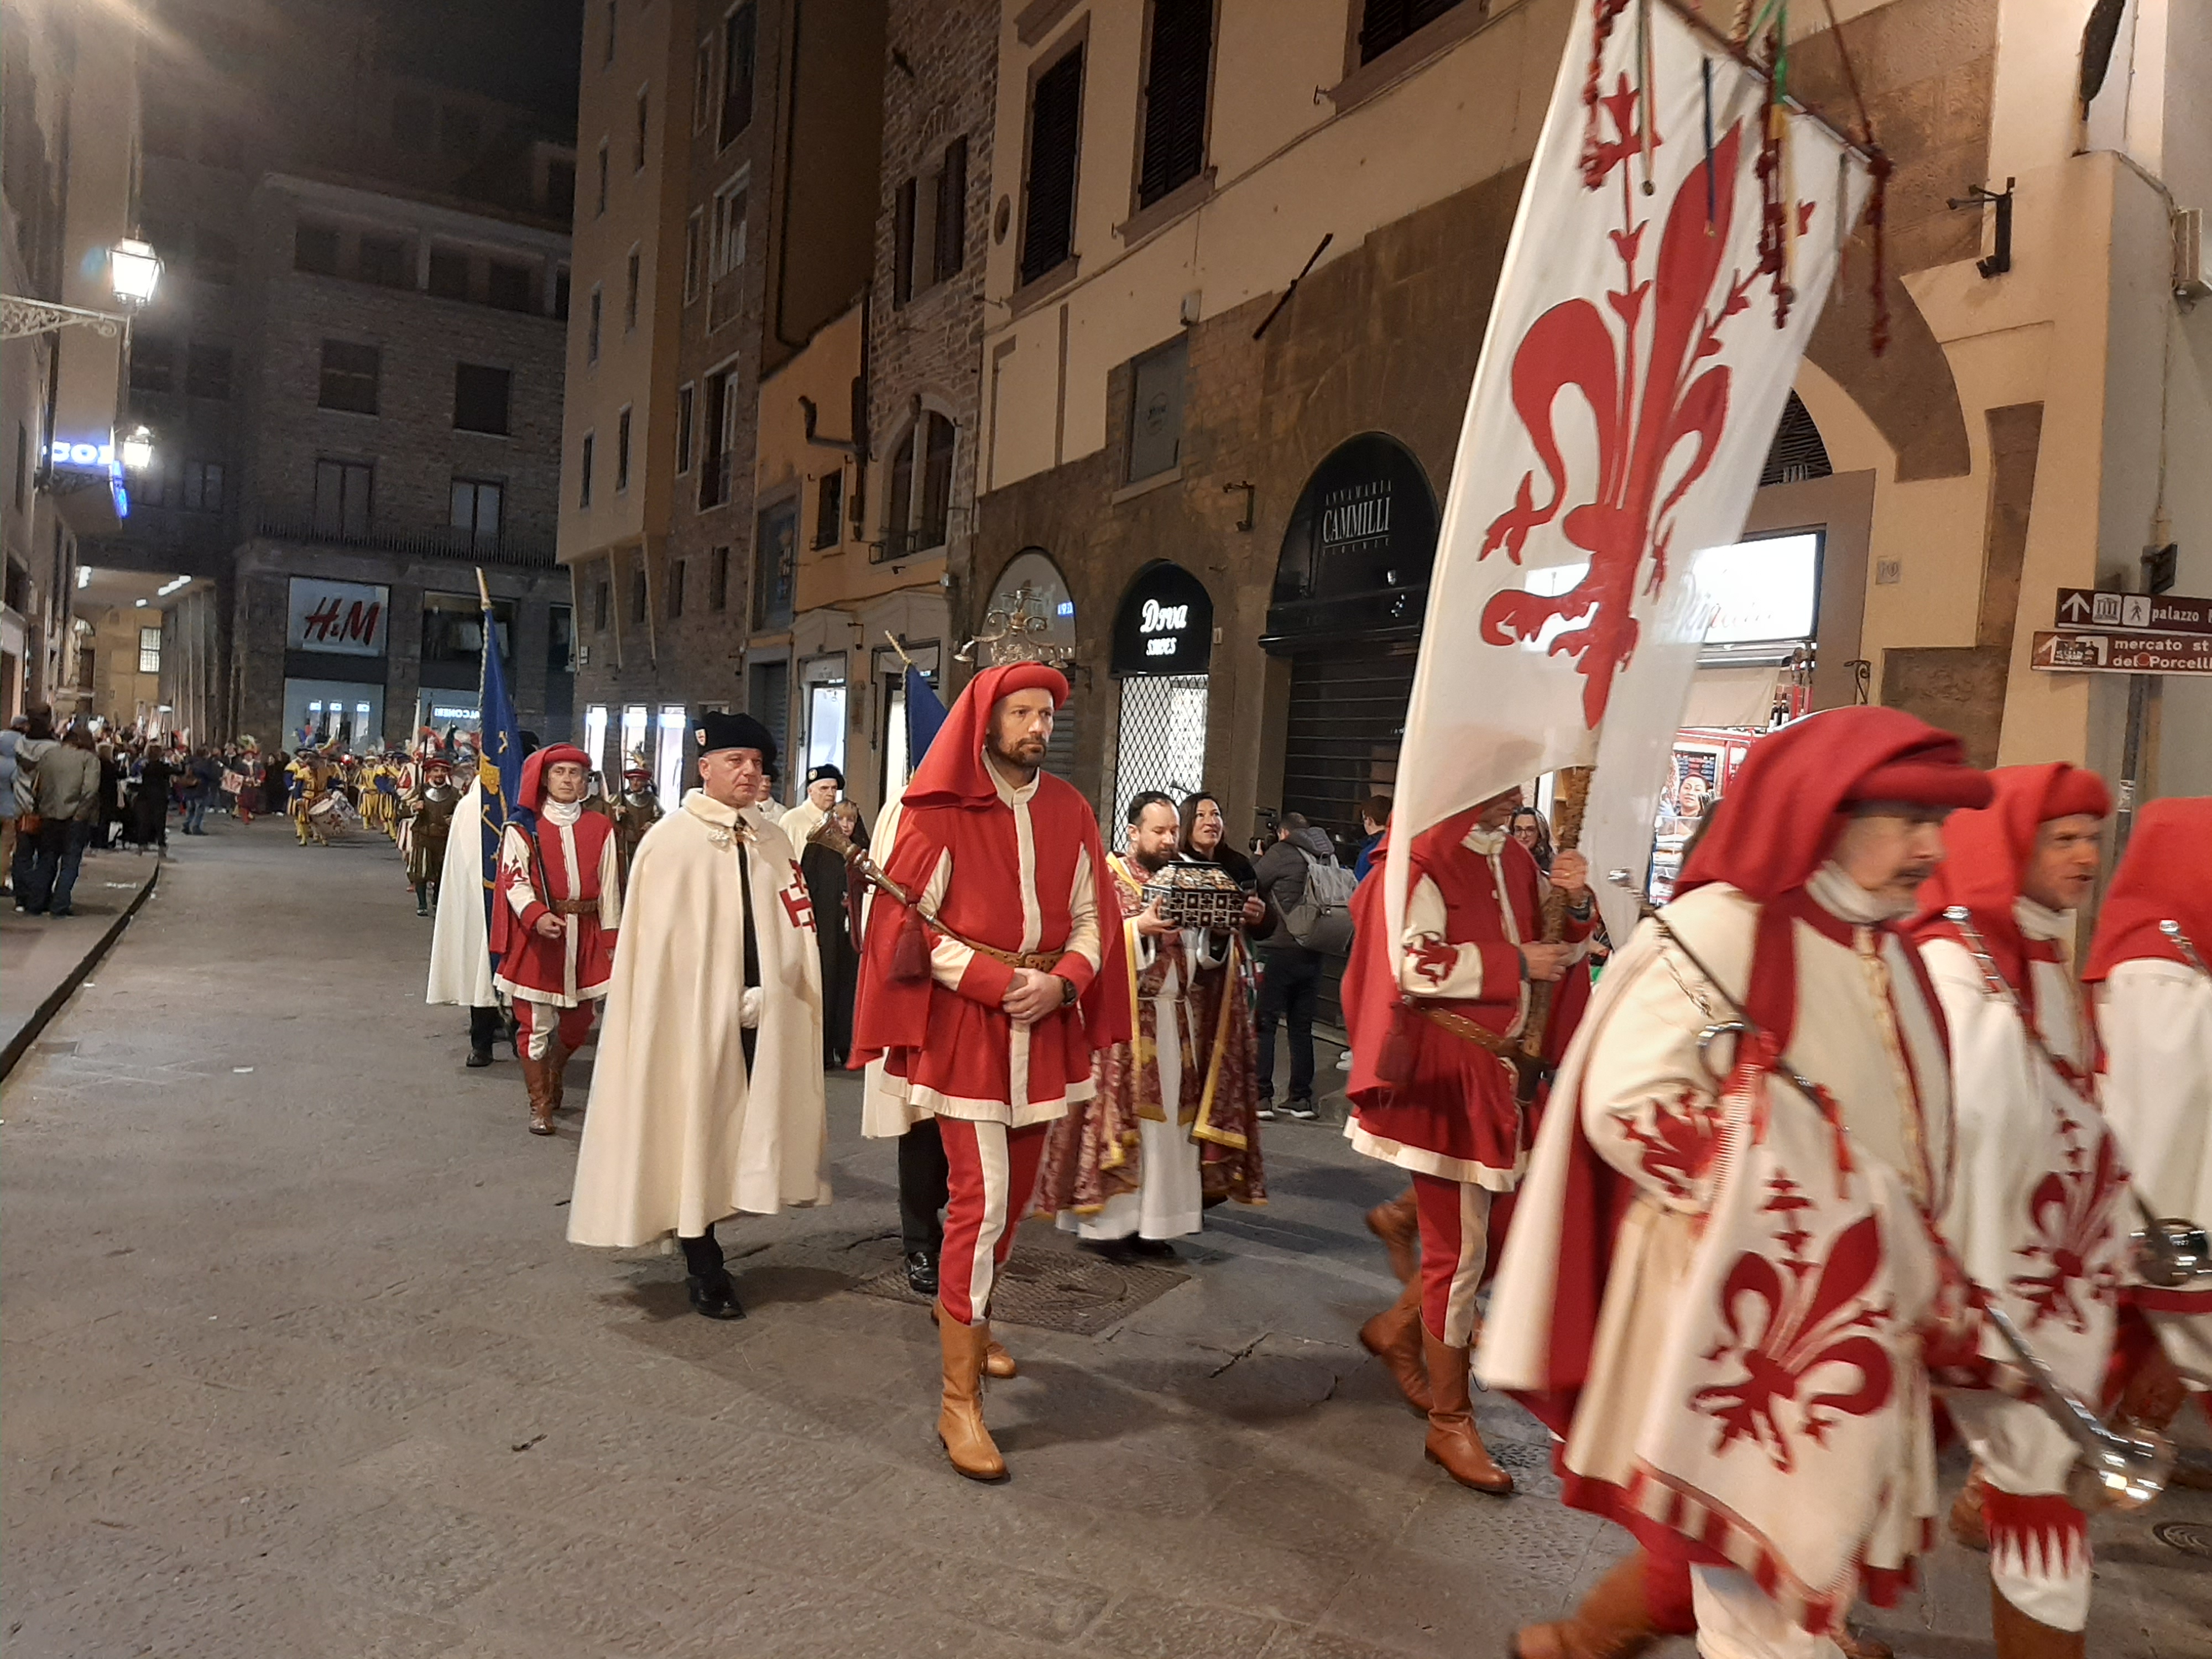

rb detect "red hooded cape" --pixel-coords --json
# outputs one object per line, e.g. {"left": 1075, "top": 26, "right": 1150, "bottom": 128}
{"left": 849, "top": 662, "right": 1131, "bottom": 1068}
{"left": 2084, "top": 795, "right": 2212, "bottom": 981}
{"left": 1906, "top": 761, "right": 2110, "bottom": 993}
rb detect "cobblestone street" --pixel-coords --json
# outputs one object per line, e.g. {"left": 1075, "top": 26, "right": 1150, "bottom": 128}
{"left": 4, "top": 822, "right": 2208, "bottom": 1658}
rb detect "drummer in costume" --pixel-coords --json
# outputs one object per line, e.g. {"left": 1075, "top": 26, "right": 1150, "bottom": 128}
{"left": 568, "top": 712, "right": 827, "bottom": 1320}
{"left": 2086, "top": 799, "right": 2212, "bottom": 1451}
{"left": 1481, "top": 708, "right": 1990, "bottom": 1659}
{"left": 1340, "top": 785, "right": 1593, "bottom": 1493}
{"left": 493, "top": 744, "right": 622, "bottom": 1136}
{"left": 1908, "top": 765, "right": 2130, "bottom": 1653}
{"left": 851, "top": 662, "right": 1129, "bottom": 1481}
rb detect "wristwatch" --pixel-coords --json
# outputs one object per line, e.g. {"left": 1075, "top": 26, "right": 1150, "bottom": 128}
{"left": 1058, "top": 974, "right": 1078, "bottom": 1006}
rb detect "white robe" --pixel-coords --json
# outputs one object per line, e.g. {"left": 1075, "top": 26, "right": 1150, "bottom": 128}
{"left": 425, "top": 780, "right": 495, "bottom": 1008}
{"left": 568, "top": 790, "right": 830, "bottom": 1246}
{"left": 2097, "top": 956, "right": 2212, "bottom": 1383}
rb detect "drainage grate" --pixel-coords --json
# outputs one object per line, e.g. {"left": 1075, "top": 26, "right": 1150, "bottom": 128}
{"left": 849, "top": 1244, "right": 1189, "bottom": 1335}
{"left": 2152, "top": 1521, "right": 2212, "bottom": 1559}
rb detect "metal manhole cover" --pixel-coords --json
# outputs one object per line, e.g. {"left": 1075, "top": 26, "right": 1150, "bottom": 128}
{"left": 2152, "top": 1521, "right": 2212, "bottom": 1558}
{"left": 849, "top": 1243, "right": 1188, "bottom": 1335}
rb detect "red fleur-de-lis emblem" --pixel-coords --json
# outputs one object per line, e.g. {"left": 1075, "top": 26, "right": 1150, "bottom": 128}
{"left": 1689, "top": 1177, "right": 1896, "bottom": 1472}
{"left": 1475, "top": 88, "right": 1786, "bottom": 729}
{"left": 2011, "top": 1120, "right": 2126, "bottom": 1333}
{"left": 1623, "top": 1088, "right": 1726, "bottom": 1202}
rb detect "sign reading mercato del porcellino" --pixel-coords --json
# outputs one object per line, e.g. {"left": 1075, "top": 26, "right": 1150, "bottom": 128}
{"left": 1110, "top": 560, "right": 1214, "bottom": 677}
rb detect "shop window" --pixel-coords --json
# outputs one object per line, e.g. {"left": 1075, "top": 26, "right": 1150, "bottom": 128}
{"left": 318, "top": 340, "right": 380, "bottom": 414}
{"left": 450, "top": 477, "right": 503, "bottom": 545}
{"left": 1357, "top": 0, "right": 1467, "bottom": 65}
{"left": 813, "top": 469, "right": 843, "bottom": 548}
{"left": 488, "top": 261, "right": 535, "bottom": 312}
{"left": 719, "top": 3, "right": 757, "bottom": 148}
{"left": 429, "top": 247, "right": 471, "bottom": 300}
{"left": 1138, "top": 0, "right": 1212, "bottom": 208}
{"left": 1126, "top": 336, "right": 1186, "bottom": 481}
{"left": 294, "top": 222, "right": 341, "bottom": 275}
{"left": 1020, "top": 46, "right": 1083, "bottom": 284}
{"left": 186, "top": 342, "right": 232, "bottom": 400}
{"left": 453, "top": 364, "right": 512, "bottom": 435}
{"left": 314, "top": 459, "right": 372, "bottom": 536}
{"left": 423, "top": 592, "right": 512, "bottom": 663}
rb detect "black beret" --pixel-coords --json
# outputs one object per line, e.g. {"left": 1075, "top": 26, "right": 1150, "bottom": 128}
{"left": 806, "top": 763, "right": 844, "bottom": 787}
{"left": 694, "top": 710, "right": 779, "bottom": 769}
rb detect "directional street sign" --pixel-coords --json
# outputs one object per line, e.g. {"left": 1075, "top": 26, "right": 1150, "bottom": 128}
{"left": 2031, "top": 630, "right": 2212, "bottom": 675}
{"left": 2053, "top": 588, "right": 2212, "bottom": 635}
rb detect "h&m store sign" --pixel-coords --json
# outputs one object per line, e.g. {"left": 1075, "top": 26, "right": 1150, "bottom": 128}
{"left": 1110, "top": 561, "right": 1213, "bottom": 677}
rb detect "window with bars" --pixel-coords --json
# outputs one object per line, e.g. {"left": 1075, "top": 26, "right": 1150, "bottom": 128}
{"left": 1110, "top": 674, "right": 1210, "bottom": 844}
{"left": 1357, "top": 0, "right": 1468, "bottom": 65}
{"left": 1138, "top": 0, "right": 1212, "bottom": 207}
{"left": 1020, "top": 47, "right": 1083, "bottom": 285}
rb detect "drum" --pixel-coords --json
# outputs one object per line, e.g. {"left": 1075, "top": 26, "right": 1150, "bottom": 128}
{"left": 306, "top": 793, "right": 353, "bottom": 839}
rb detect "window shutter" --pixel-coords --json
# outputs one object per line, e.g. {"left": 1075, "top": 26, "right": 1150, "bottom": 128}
{"left": 934, "top": 138, "right": 968, "bottom": 281}
{"left": 1358, "top": 0, "right": 1464, "bottom": 65}
{"left": 1138, "top": 0, "right": 1211, "bottom": 208}
{"left": 893, "top": 176, "right": 917, "bottom": 305}
{"left": 1020, "top": 48, "right": 1083, "bottom": 284}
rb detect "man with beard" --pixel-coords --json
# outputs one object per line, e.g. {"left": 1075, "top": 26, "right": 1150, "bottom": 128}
{"left": 1339, "top": 782, "right": 1592, "bottom": 1493}
{"left": 398, "top": 755, "right": 461, "bottom": 916}
{"left": 851, "top": 663, "right": 1128, "bottom": 1481}
{"left": 568, "top": 712, "right": 827, "bottom": 1319}
{"left": 1482, "top": 708, "right": 1989, "bottom": 1659}
{"left": 492, "top": 745, "right": 623, "bottom": 1136}
{"left": 1040, "top": 792, "right": 1266, "bottom": 1258}
{"left": 1910, "top": 766, "right": 2129, "bottom": 1657}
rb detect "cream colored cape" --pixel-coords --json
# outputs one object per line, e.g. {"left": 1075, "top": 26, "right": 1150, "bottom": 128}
{"left": 425, "top": 781, "right": 495, "bottom": 1008}
{"left": 567, "top": 789, "right": 830, "bottom": 1246}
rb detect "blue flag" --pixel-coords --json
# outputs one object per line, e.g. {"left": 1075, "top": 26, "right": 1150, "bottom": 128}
{"left": 905, "top": 665, "right": 947, "bottom": 770}
{"left": 475, "top": 579, "right": 524, "bottom": 968}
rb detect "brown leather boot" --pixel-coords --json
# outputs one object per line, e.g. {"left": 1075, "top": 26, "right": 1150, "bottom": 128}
{"left": 1949, "top": 1463, "right": 1989, "bottom": 1552}
{"left": 1512, "top": 1552, "right": 1659, "bottom": 1659}
{"left": 520, "top": 1056, "right": 556, "bottom": 1136}
{"left": 1990, "top": 1579, "right": 2085, "bottom": 1659}
{"left": 544, "top": 1042, "right": 572, "bottom": 1114}
{"left": 1359, "top": 1279, "right": 1432, "bottom": 1412}
{"left": 932, "top": 1301, "right": 1016, "bottom": 1378}
{"left": 1422, "top": 1328, "right": 1512, "bottom": 1493}
{"left": 936, "top": 1311, "right": 1007, "bottom": 1481}
{"left": 1368, "top": 1187, "right": 1421, "bottom": 1284}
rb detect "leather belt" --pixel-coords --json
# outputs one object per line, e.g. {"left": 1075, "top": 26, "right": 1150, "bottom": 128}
{"left": 1415, "top": 1003, "right": 1524, "bottom": 1061}
{"left": 549, "top": 898, "right": 598, "bottom": 916}
{"left": 969, "top": 941, "right": 1061, "bottom": 972}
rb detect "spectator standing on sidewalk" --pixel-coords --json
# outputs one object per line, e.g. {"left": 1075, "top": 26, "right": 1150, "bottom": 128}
{"left": 1, "top": 713, "right": 27, "bottom": 898}
{"left": 21, "top": 726, "right": 103, "bottom": 916}
{"left": 1251, "top": 812, "right": 1353, "bottom": 1120}
{"left": 178, "top": 747, "right": 220, "bottom": 835}
{"left": 1351, "top": 795, "right": 1390, "bottom": 880}
{"left": 122, "top": 746, "right": 173, "bottom": 853}
{"left": 8, "top": 708, "right": 57, "bottom": 898}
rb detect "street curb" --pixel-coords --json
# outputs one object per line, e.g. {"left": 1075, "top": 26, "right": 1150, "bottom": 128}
{"left": 0, "top": 863, "right": 161, "bottom": 1083}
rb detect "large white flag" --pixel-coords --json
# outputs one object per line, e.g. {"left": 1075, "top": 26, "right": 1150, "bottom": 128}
{"left": 1384, "top": 0, "right": 1872, "bottom": 948}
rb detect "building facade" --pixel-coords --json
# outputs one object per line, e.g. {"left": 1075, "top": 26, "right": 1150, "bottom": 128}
{"left": 82, "top": 0, "right": 576, "bottom": 744}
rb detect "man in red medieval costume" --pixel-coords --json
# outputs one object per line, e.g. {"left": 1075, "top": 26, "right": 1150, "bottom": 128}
{"left": 1340, "top": 784, "right": 1593, "bottom": 1494}
{"left": 1480, "top": 707, "right": 1991, "bottom": 1659}
{"left": 493, "top": 743, "right": 623, "bottom": 1137}
{"left": 1039, "top": 791, "right": 1266, "bottom": 1257}
{"left": 851, "top": 662, "right": 1129, "bottom": 1482}
{"left": 1907, "top": 764, "right": 2131, "bottom": 1658}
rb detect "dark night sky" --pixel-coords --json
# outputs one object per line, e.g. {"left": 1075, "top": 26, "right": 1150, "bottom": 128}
{"left": 372, "top": 0, "right": 586, "bottom": 137}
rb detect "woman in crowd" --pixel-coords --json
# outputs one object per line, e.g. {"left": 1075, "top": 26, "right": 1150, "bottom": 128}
{"left": 123, "top": 746, "right": 173, "bottom": 853}
{"left": 1507, "top": 803, "right": 1553, "bottom": 874}
{"left": 800, "top": 797, "right": 867, "bottom": 1069}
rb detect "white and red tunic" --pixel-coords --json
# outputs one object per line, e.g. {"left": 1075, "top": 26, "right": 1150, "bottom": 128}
{"left": 494, "top": 802, "right": 623, "bottom": 1006}
{"left": 1343, "top": 811, "right": 1590, "bottom": 1187}
{"left": 863, "top": 764, "right": 1105, "bottom": 1125}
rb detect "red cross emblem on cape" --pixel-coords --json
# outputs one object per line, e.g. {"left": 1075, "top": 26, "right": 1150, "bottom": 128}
{"left": 779, "top": 865, "right": 816, "bottom": 933}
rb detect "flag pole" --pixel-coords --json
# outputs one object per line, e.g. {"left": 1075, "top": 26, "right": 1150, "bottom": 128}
{"left": 475, "top": 566, "right": 491, "bottom": 609}
{"left": 1520, "top": 764, "right": 1594, "bottom": 1074}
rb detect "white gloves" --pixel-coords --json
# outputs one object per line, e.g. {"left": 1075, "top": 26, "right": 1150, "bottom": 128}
{"left": 740, "top": 986, "right": 763, "bottom": 1029}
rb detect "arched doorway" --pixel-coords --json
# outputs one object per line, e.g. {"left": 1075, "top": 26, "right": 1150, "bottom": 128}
{"left": 976, "top": 547, "right": 1081, "bottom": 782}
{"left": 1264, "top": 433, "right": 1440, "bottom": 848}
{"left": 1107, "top": 560, "right": 1213, "bottom": 834}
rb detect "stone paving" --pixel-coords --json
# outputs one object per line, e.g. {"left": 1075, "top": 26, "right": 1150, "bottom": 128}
{"left": 3, "top": 820, "right": 2208, "bottom": 1658}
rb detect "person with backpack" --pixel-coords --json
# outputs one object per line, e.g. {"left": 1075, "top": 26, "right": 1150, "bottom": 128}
{"left": 1251, "top": 812, "right": 1355, "bottom": 1119}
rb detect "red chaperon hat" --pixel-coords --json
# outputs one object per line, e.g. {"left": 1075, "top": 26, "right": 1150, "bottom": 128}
{"left": 1676, "top": 706, "right": 1991, "bottom": 902}
{"left": 901, "top": 662, "right": 1069, "bottom": 810}
{"left": 2085, "top": 795, "right": 2212, "bottom": 981}
{"left": 517, "top": 743, "right": 592, "bottom": 813}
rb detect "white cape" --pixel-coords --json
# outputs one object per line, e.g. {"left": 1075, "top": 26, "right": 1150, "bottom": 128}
{"left": 568, "top": 789, "right": 830, "bottom": 1246}
{"left": 426, "top": 780, "right": 495, "bottom": 1007}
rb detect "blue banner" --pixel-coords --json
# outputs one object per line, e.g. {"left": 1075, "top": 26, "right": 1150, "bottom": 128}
{"left": 476, "top": 580, "right": 525, "bottom": 969}
{"left": 905, "top": 665, "right": 947, "bottom": 767}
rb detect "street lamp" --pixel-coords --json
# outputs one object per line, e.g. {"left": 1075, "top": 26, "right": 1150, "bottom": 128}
{"left": 1, "top": 236, "right": 164, "bottom": 339}
{"left": 121, "top": 425, "right": 155, "bottom": 471}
